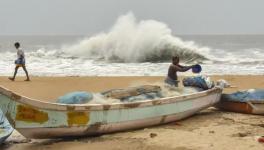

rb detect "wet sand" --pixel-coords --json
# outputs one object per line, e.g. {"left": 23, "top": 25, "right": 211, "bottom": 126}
{"left": 0, "top": 75, "right": 264, "bottom": 150}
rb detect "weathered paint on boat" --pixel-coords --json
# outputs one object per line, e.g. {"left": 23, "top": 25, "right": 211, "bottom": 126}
{"left": 0, "top": 86, "right": 222, "bottom": 139}
{"left": 216, "top": 100, "right": 264, "bottom": 115}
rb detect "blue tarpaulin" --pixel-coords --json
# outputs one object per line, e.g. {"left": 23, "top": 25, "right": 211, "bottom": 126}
{"left": 57, "top": 91, "right": 93, "bottom": 104}
{"left": 222, "top": 89, "right": 264, "bottom": 102}
{"left": 182, "top": 76, "right": 214, "bottom": 90}
{"left": 0, "top": 109, "right": 13, "bottom": 144}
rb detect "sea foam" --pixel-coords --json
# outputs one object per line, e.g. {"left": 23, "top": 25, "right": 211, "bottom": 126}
{"left": 64, "top": 12, "right": 210, "bottom": 63}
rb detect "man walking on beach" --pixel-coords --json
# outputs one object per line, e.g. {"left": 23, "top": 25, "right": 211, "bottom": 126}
{"left": 165, "top": 56, "right": 194, "bottom": 87}
{"left": 9, "top": 42, "right": 30, "bottom": 81}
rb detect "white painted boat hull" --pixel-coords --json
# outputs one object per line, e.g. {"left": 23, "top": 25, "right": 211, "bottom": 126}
{"left": 0, "top": 86, "right": 222, "bottom": 139}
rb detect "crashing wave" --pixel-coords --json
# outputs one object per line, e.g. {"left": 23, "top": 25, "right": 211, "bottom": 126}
{"left": 64, "top": 12, "right": 210, "bottom": 63}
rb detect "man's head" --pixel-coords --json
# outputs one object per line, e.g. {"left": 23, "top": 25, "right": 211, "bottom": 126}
{"left": 172, "top": 56, "right": 179, "bottom": 65}
{"left": 14, "top": 42, "right": 20, "bottom": 49}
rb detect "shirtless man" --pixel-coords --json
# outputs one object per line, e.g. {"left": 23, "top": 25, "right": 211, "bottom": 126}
{"left": 165, "top": 56, "right": 195, "bottom": 86}
{"left": 9, "top": 42, "right": 30, "bottom": 81}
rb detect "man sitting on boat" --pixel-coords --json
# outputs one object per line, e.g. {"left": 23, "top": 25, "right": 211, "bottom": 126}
{"left": 165, "top": 56, "right": 195, "bottom": 87}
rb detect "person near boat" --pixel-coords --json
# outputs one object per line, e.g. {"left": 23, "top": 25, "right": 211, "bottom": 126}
{"left": 8, "top": 42, "right": 30, "bottom": 81}
{"left": 165, "top": 56, "right": 196, "bottom": 87}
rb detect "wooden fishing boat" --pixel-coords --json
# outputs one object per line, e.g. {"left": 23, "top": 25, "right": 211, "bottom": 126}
{"left": 216, "top": 96, "right": 264, "bottom": 115}
{"left": 0, "top": 86, "right": 222, "bottom": 139}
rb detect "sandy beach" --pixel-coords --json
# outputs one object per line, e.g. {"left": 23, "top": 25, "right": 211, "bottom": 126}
{"left": 0, "top": 75, "right": 264, "bottom": 150}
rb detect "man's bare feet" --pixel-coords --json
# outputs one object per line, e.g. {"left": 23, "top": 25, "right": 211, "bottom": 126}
{"left": 24, "top": 79, "right": 30, "bottom": 81}
{"left": 8, "top": 77, "right": 14, "bottom": 81}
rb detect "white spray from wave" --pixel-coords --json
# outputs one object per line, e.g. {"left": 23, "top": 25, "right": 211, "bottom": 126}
{"left": 65, "top": 12, "right": 211, "bottom": 63}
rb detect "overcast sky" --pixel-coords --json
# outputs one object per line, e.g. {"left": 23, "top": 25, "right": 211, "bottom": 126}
{"left": 0, "top": 0, "right": 264, "bottom": 35}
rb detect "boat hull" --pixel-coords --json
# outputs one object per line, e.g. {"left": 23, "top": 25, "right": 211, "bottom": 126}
{"left": 216, "top": 101, "right": 264, "bottom": 115}
{"left": 17, "top": 108, "right": 198, "bottom": 138}
{"left": 0, "top": 86, "right": 222, "bottom": 139}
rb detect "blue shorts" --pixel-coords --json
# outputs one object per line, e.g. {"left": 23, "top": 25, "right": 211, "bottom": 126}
{"left": 15, "top": 58, "right": 25, "bottom": 66}
{"left": 165, "top": 77, "right": 179, "bottom": 87}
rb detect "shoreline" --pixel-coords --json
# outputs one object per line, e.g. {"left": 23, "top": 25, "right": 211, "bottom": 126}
{"left": 1, "top": 74, "right": 263, "bottom": 77}
{"left": 0, "top": 75, "right": 263, "bottom": 102}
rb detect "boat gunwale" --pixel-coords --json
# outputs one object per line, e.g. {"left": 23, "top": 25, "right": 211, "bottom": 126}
{"left": 0, "top": 86, "right": 222, "bottom": 111}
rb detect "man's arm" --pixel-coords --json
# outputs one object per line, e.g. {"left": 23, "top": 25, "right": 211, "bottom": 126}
{"left": 172, "top": 64, "right": 194, "bottom": 72}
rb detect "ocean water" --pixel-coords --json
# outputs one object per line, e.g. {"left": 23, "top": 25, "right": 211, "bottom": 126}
{"left": 0, "top": 14, "right": 264, "bottom": 76}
